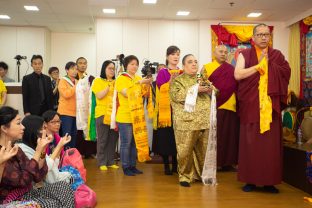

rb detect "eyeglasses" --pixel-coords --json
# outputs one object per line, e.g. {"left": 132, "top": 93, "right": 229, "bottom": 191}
{"left": 49, "top": 120, "right": 62, "bottom": 124}
{"left": 255, "top": 33, "right": 270, "bottom": 38}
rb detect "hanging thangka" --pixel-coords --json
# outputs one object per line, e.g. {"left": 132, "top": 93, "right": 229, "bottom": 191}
{"left": 211, "top": 25, "right": 273, "bottom": 67}
{"left": 301, "top": 17, "right": 312, "bottom": 105}
{"left": 306, "top": 32, "right": 312, "bottom": 79}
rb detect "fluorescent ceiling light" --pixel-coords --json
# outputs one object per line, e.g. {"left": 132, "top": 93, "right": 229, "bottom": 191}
{"left": 0, "top": 15, "right": 10, "bottom": 19}
{"left": 103, "top": 8, "right": 116, "bottom": 14}
{"left": 247, "top": 12, "right": 262, "bottom": 17}
{"left": 143, "top": 0, "right": 157, "bottom": 4}
{"left": 24, "top": 6, "right": 39, "bottom": 11}
{"left": 177, "top": 11, "right": 190, "bottom": 16}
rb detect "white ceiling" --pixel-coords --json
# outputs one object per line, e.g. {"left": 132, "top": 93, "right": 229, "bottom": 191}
{"left": 0, "top": 0, "right": 311, "bottom": 33}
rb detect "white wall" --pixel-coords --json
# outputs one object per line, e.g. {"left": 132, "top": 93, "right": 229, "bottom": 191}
{"left": 0, "top": 26, "right": 50, "bottom": 81}
{"left": 96, "top": 19, "right": 199, "bottom": 75}
{"left": 51, "top": 32, "right": 96, "bottom": 76}
{"left": 0, "top": 20, "right": 292, "bottom": 81}
{"left": 96, "top": 19, "right": 290, "bottom": 73}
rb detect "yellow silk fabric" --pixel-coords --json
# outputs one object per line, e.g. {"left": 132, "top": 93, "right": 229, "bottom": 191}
{"left": 203, "top": 61, "right": 236, "bottom": 112}
{"left": 223, "top": 25, "right": 254, "bottom": 42}
{"left": 303, "top": 15, "right": 312, "bottom": 25}
{"left": 127, "top": 83, "right": 151, "bottom": 162}
{"left": 156, "top": 83, "right": 172, "bottom": 128}
{"left": 153, "top": 69, "right": 183, "bottom": 130}
{"left": 256, "top": 47, "right": 272, "bottom": 134}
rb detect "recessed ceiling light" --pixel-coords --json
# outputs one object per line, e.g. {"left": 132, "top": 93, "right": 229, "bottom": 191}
{"left": 24, "top": 6, "right": 39, "bottom": 11}
{"left": 103, "top": 8, "right": 116, "bottom": 14}
{"left": 247, "top": 12, "right": 262, "bottom": 18}
{"left": 0, "top": 15, "right": 10, "bottom": 19}
{"left": 177, "top": 11, "right": 190, "bottom": 16}
{"left": 143, "top": 0, "right": 157, "bottom": 4}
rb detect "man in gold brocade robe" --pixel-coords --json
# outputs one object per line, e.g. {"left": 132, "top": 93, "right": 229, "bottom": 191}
{"left": 170, "top": 54, "right": 211, "bottom": 187}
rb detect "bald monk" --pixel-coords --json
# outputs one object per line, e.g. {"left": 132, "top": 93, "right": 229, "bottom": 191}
{"left": 202, "top": 45, "right": 239, "bottom": 171}
{"left": 234, "top": 23, "right": 291, "bottom": 193}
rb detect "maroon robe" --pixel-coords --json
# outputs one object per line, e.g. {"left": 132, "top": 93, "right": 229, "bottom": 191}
{"left": 237, "top": 46, "right": 291, "bottom": 185}
{"left": 0, "top": 147, "right": 48, "bottom": 202}
{"left": 208, "top": 63, "right": 239, "bottom": 167}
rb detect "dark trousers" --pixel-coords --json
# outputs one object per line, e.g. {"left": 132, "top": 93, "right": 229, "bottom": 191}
{"left": 96, "top": 116, "right": 118, "bottom": 166}
{"left": 60, "top": 115, "right": 77, "bottom": 148}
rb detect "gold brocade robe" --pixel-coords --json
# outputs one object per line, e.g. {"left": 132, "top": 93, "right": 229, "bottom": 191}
{"left": 169, "top": 73, "right": 211, "bottom": 183}
{"left": 169, "top": 73, "right": 211, "bottom": 131}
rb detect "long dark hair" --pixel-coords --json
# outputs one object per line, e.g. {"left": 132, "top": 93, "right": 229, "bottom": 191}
{"left": 21, "top": 115, "right": 44, "bottom": 150}
{"left": 166, "top": 45, "right": 180, "bottom": 66}
{"left": 42, "top": 110, "right": 60, "bottom": 123}
{"left": 100, "top": 60, "right": 115, "bottom": 79}
{"left": 0, "top": 106, "right": 18, "bottom": 127}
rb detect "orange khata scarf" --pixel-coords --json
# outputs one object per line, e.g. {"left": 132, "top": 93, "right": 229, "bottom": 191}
{"left": 123, "top": 73, "right": 151, "bottom": 162}
{"left": 103, "top": 80, "right": 115, "bottom": 125}
{"left": 153, "top": 69, "right": 183, "bottom": 129}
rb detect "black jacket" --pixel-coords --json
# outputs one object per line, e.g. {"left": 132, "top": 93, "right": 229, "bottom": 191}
{"left": 22, "top": 72, "right": 54, "bottom": 115}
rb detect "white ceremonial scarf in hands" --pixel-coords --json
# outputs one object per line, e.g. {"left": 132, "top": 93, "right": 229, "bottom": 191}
{"left": 184, "top": 83, "right": 199, "bottom": 113}
{"left": 202, "top": 90, "right": 217, "bottom": 185}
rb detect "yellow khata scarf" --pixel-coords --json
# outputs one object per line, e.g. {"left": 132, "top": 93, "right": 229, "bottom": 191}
{"left": 258, "top": 57, "right": 272, "bottom": 134}
{"left": 153, "top": 69, "right": 183, "bottom": 129}
{"left": 157, "top": 83, "right": 171, "bottom": 128}
{"left": 103, "top": 81, "right": 115, "bottom": 125}
{"left": 126, "top": 76, "right": 151, "bottom": 162}
{"left": 153, "top": 87, "right": 159, "bottom": 130}
{"left": 147, "top": 89, "right": 153, "bottom": 119}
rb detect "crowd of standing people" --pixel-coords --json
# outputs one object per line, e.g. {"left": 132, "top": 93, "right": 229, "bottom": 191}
{"left": 0, "top": 23, "right": 291, "bottom": 207}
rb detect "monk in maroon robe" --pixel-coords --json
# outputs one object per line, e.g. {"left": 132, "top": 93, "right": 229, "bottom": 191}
{"left": 203, "top": 45, "right": 239, "bottom": 170}
{"left": 234, "top": 24, "right": 291, "bottom": 193}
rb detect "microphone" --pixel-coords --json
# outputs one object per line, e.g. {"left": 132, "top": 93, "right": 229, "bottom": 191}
{"left": 14, "top": 55, "right": 27, "bottom": 60}
{"left": 111, "top": 59, "right": 118, "bottom": 61}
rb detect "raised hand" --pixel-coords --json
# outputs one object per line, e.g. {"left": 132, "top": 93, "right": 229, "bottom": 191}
{"left": 169, "top": 72, "right": 180, "bottom": 83}
{"left": 259, "top": 50, "right": 268, "bottom": 62}
{"left": 59, "top": 133, "right": 71, "bottom": 147}
{"left": 198, "top": 85, "right": 212, "bottom": 94}
{"left": 0, "top": 141, "right": 18, "bottom": 164}
{"left": 36, "top": 130, "right": 53, "bottom": 152}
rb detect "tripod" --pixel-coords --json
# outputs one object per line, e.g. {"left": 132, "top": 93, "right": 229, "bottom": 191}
{"left": 16, "top": 59, "right": 21, "bottom": 82}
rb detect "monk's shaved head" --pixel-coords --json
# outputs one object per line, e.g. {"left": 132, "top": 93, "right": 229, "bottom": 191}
{"left": 215, "top": 44, "right": 227, "bottom": 51}
{"left": 214, "top": 45, "right": 228, "bottom": 63}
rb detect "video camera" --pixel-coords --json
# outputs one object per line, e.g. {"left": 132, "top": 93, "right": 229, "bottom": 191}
{"left": 117, "top": 54, "right": 124, "bottom": 65}
{"left": 14, "top": 55, "right": 27, "bottom": 60}
{"left": 141, "top": 60, "right": 158, "bottom": 78}
{"left": 112, "top": 54, "right": 125, "bottom": 65}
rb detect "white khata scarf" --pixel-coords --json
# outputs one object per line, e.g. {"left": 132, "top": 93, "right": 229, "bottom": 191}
{"left": 184, "top": 83, "right": 199, "bottom": 112}
{"left": 202, "top": 90, "right": 217, "bottom": 186}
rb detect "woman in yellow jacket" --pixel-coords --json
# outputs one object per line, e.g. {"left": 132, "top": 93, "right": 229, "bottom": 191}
{"left": 91, "top": 60, "right": 119, "bottom": 171}
{"left": 115, "top": 55, "right": 152, "bottom": 176}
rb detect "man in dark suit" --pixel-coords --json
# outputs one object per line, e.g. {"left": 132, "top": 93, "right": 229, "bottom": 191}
{"left": 22, "top": 55, "right": 54, "bottom": 116}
